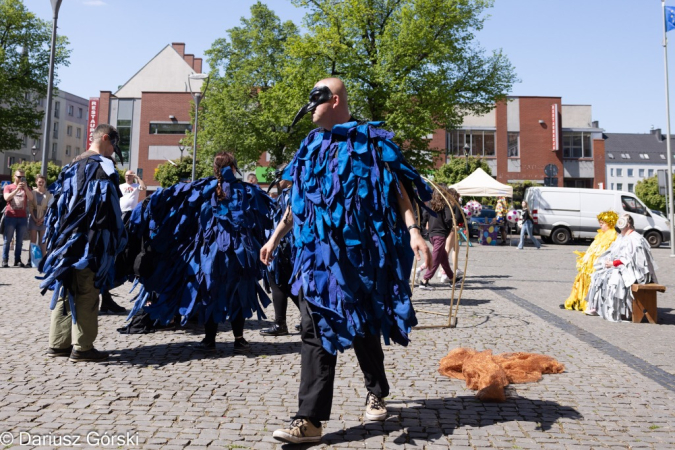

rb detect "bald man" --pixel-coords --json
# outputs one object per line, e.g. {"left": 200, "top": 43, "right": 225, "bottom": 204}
{"left": 261, "top": 78, "right": 432, "bottom": 444}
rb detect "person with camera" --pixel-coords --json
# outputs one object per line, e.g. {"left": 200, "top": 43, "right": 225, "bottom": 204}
{"left": 2, "top": 170, "right": 34, "bottom": 268}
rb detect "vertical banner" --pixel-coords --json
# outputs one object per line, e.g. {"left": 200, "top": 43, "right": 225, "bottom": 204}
{"left": 551, "top": 103, "right": 559, "bottom": 151}
{"left": 87, "top": 97, "right": 100, "bottom": 148}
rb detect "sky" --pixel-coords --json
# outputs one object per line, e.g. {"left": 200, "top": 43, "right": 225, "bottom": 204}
{"left": 22, "top": 0, "right": 675, "bottom": 134}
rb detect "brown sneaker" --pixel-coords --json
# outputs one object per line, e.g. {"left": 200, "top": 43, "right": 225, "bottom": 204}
{"left": 272, "top": 418, "right": 322, "bottom": 444}
{"left": 365, "top": 392, "right": 387, "bottom": 421}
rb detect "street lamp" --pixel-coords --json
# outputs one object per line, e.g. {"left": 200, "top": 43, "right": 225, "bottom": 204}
{"left": 187, "top": 73, "right": 210, "bottom": 182}
{"left": 178, "top": 144, "right": 186, "bottom": 162}
{"left": 463, "top": 143, "right": 470, "bottom": 172}
{"left": 40, "top": 0, "right": 63, "bottom": 178}
{"left": 31, "top": 145, "right": 38, "bottom": 162}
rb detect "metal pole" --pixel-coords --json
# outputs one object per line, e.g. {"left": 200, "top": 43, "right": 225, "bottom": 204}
{"left": 40, "top": 0, "right": 62, "bottom": 178}
{"left": 662, "top": 0, "right": 675, "bottom": 256}
{"left": 191, "top": 94, "right": 201, "bottom": 182}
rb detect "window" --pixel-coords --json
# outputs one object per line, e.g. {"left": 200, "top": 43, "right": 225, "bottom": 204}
{"left": 65, "top": 145, "right": 71, "bottom": 156}
{"left": 607, "top": 153, "right": 615, "bottom": 159}
{"left": 562, "top": 132, "right": 593, "bottom": 158}
{"left": 54, "top": 101, "right": 60, "bottom": 118}
{"left": 117, "top": 99, "right": 134, "bottom": 164}
{"left": 149, "top": 122, "right": 192, "bottom": 135}
{"left": 627, "top": 169, "right": 633, "bottom": 177}
{"left": 67, "top": 125, "right": 73, "bottom": 136}
{"left": 25, "top": 92, "right": 31, "bottom": 101}
{"left": 661, "top": 154, "right": 666, "bottom": 159}
{"left": 611, "top": 183, "right": 614, "bottom": 190}
{"left": 53, "top": 122, "right": 58, "bottom": 139}
{"left": 76, "top": 128, "right": 81, "bottom": 139}
{"left": 648, "top": 169, "right": 654, "bottom": 177}
{"left": 22, "top": 136, "right": 28, "bottom": 148}
{"left": 628, "top": 183, "right": 634, "bottom": 193}
{"left": 67, "top": 105, "right": 74, "bottom": 116}
{"left": 37, "top": 98, "right": 44, "bottom": 106}
{"left": 610, "top": 168, "right": 614, "bottom": 176}
{"left": 446, "top": 130, "right": 496, "bottom": 158}
{"left": 621, "top": 195, "right": 647, "bottom": 215}
{"left": 616, "top": 168, "right": 623, "bottom": 177}
{"left": 33, "top": 139, "right": 41, "bottom": 149}
{"left": 75, "top": 147, "right": 80, "bottom": 156}
{"left": 7, "top": 156, "right": 15, "bottom": 168}
{"left": 77, "top": 107, "right": 83, "bottom": 119}
{"left": 507, "top": 132, "right": 519, "bottom": 157}
{"left": 639, "top": 169, "right": 645, "bottom": 178}
{"left": 51, "top": 142, "right": 57, "bottom": 160}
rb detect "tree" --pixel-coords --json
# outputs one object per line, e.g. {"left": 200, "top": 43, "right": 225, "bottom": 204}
{"left": 635, "top": 174, "right": 675, "bottom": 213}
{"left": 10, "top": 160, "right": 61, "bottom": 186}
{"left": 200, "top": 0, "right": 516, "bottom": 170}
{"left": 0, "top": 0, "right": 70, "bottom": 153}
{"left": 509, "top": 180, "right": 537, "bottom": 204}
{"left": 154, "top": 157, "right": 213, "bottom": 188}
{"left": 433, "top": 156, "right": 491, "bottom": 185}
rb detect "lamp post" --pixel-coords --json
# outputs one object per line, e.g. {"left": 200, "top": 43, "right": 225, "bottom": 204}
{"left": 463, "top": 143, "right": 470, "bottom": 172}
{"left": 31, "top": 145, "right": 38, "bottom": 162}
{"left": 187, "top": 73, "right": 210, "bottom": 182}
{"left": 40, "top": 0, "right": 62, "bottom": 178}
{"left": 178, "top": 144, "right": 185, "bottom": 162}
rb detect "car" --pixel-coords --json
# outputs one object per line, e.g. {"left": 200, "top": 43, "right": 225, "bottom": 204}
{"left": 468, "top": 208, "right": 496, "bottom": 238}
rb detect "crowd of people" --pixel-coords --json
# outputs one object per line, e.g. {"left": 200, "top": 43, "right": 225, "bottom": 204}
{"left": 0, "top": 76, "right": 661, "bottom": 445}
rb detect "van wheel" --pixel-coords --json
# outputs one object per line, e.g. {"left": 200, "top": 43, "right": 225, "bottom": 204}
{"left": 551, "top": 227, "right": 571, "bottom": 245}
{"left": 644, "top": 231, "right": 662, "bottom": 248}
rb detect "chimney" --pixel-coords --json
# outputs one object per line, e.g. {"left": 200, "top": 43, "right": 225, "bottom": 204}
{"left": 184, "top": 54, "right": 194, "bottom": 68}
{"left": 193, "top": 57, "right": 203, "bottom": 73}
{"left": 651, "top": 128, "right": 663, "bottom": 141}
{"left": 592, "top": 120, "right": 599, "bottom": 128}
{"left": 172, "top": 42, "right": 185, "bottom": 57}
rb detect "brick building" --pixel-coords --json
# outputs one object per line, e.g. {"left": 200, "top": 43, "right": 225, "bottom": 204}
{"left": 94, "top": 43, "right": 203, "bottom": 192}
{"left": 427, "top": 96, "right": 605, "bottom": 189}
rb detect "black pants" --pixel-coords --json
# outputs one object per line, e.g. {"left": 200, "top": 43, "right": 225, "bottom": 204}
{"left": 204, "top": 313, "right": 245, "bottom": 343}
{"left": 296, "top": 291, "right": 389, "bottom": 421}
{"left": 269, "top": 274, "right": 299, "bottom": 325}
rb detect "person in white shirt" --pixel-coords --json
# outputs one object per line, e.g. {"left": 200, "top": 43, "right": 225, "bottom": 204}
{"left": 119, "top": 170, "right": 147, "bottom": 214}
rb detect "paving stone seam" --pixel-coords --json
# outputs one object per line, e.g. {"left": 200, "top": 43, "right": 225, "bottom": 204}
{"left": 495, "top": 288, "right": 675, "bottom": 392}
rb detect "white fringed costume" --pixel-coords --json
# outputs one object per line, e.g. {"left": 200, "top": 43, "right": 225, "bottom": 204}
{"left": 586, "top": 231, "right": 658, "bottom": 322}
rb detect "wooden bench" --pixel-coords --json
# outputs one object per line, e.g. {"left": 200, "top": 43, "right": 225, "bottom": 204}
{"left": 631, "top": 283, "right": 667, "bottom": 324}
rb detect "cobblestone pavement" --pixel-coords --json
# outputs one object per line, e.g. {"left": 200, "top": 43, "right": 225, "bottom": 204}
{"left": 0, "top": 239, "right": 674, "bottom": 449}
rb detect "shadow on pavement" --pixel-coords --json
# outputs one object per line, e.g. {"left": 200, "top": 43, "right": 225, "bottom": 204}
{"left": 301, "top": 396, "right": 581, "bottom": 447}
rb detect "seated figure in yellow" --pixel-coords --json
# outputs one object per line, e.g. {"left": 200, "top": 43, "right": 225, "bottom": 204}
{"left": 563, "top": 211, "right": 619, "bottom": 311}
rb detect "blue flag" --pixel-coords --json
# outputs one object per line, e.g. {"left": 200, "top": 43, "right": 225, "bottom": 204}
{"left": 667, "top": 6, "right": 675, "bottom": 32}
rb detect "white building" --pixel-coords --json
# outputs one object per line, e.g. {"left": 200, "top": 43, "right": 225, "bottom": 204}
{"left": 604, "top": 129, "right": 675, "bottom": 193}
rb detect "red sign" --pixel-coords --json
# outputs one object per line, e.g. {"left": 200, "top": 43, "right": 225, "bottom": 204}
{"left": 87, "top": 97, "right": 100, "bottom": 149}
{"left": 551, "top": 104, "right": 559, "bottom": 151}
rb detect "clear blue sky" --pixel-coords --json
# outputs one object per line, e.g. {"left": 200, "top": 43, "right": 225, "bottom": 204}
{"left": 23, "top": 0, "right": 675, "bottom": 133}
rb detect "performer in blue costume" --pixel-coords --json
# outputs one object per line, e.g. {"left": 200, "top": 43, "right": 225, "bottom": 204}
{"left": 259, "top": 173, "right": 300, "bottom": 336}
{"left": 127, "top": 152, "right": 274, "bottom": 354}
{"left": 42, "top": 124, "right": 127, "bottom": 363}
{"left": 261, "top": 78, "right": 432, "bottom": 444}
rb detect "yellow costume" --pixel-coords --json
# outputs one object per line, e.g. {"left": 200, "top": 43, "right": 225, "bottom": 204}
{"left": 564, "top": 211, "right": 619, "bottom": 311}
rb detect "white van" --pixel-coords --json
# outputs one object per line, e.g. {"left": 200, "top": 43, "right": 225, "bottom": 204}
{"left": 524, "top": 187, "right": 671, "bottom": 248}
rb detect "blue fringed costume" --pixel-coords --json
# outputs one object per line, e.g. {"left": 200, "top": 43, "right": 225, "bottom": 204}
{"left": 39, "top": 153, "right": 127, "bottom": 321}
{"left": 284, "top": 120, "right": 432, "bottom": 354}
{"left": 127, "top": 169, "right": 274, "bottom": 327}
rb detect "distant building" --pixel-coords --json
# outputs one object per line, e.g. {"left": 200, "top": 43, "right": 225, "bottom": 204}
{"left": 604, "top": 128, "right": 675, "bottom": 193}
{"left": 1, "top": 90, "right": 88, "bottom": 180}
{"left": 94, "top": 42, "right": 203, "bottom": 192}
{"left": 427, "top": 96, "right": 606, "bottom": 189}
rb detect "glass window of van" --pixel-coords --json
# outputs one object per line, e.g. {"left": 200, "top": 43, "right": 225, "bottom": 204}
{"left": 621, "top": 195, "right": 647, "bottom": 215}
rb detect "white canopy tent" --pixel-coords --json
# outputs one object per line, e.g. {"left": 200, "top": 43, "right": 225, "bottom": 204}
{"left": 449, "top": 168, "right": 513, "bottom": 197}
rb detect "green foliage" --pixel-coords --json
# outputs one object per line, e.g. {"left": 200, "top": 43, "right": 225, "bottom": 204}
{"left": 199, "top": 0, "right": 516, "bottom": 170}
{"left": 509, "top": 180, "right": 537, "bottom": 204}
{"left": 433, "top": 156, "right": 492, "bottom": 185}
{"left": 10, "top": 160, "right": 61, "bottom": 186}
{"left": 0, "top": 0, "right": 71, "bottom": 152}
{"left": 154, "top": 157, "right": 212, "bottom": 188}
{"left": 635, "top": 174, "right": 675, "bottom": 213}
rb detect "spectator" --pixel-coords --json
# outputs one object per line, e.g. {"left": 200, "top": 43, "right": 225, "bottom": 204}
{"left": 29, "top": 174, "right": 53, "bottom": 259}
{"left": 518, "top": 200, "right": 541, "bottom": 250}
{"left": 3, "top": 169, "right": 34, "bottom": 267}
{"left": 247, "top": 173, "right": 259, "bottom": 185}
{"left": 119, "top": 170, "right": 147, "bottom": 220}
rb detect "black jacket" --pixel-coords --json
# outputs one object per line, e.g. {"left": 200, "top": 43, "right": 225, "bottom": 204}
{"left": 422, "top": 205, "right": 463, "bottom": 239}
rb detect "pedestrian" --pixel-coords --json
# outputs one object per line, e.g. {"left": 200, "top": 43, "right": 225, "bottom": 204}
{"left": 442, "top": 188, "right": 464, "bottom": 282}
{"left": 126, "top": 152, "right": 274, "bottom": 355}
{"left": 518, "top": 200, "right": 541, "bottom": 249}
{"left": 260, "top": 78, "right": 432, "bottom": 444}
{"left": 3, "top": 169, "right": 34, "bottom": 268}
{"left": 494, "top": 196, "right": 508, "bottom": 245}
{"left": 246, "top": 173, "right": 259, "bottom": 185}
{"left": 418, "top": 186, "right": 460, "bottom": 290}
{"left": 41, "top": 124, "right": 127, "bottom": 362}
{"left": 29, "top": 174, "right": 52, "bottom": 260}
